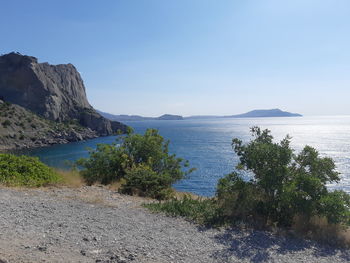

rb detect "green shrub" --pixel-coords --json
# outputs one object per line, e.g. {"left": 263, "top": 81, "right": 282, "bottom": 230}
{"left": 319, "top": 190, "right": 350, "bottom": 225}
{"left": 77, "top": 143, "right": 128, "bottom": 185}
{"left": 0, "top": 154, "right": 60, "bottom": 187}
{"left": 217, "top": 172, "right": 266, "bottom": 226}
{"left": 143, "top": 127, "right": 349, "bottom": 247}
{"left": 120, "top": 164, "right": 176, "bottom": 200}
{"left": 77, "top": 129, "right": 194, "bottom": 199}
{"left": 217, "top": 127, "right": 350, "bottom": 227}
{"left": 144, "top": 195, "right": 222, "bottom": 225}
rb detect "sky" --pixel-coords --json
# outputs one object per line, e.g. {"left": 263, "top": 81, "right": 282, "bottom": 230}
{"left": 1, "top": 0, "right": 349, "bottom": 116}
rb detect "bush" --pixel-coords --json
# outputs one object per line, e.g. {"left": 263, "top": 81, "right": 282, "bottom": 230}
{"left": 77, "top": 129, "right": 194, "bottom": 199}
{"left": 0, "top": 154, "right": 60, "bottom": 187}
{"left": 77, "top": 143, "right": 128, "bottom": 185}
{"left": 217, "top": 127, "right": 350, "bottom": 227}
{"left": 144, "top": 195, "right": 222, "bottom": 225}
{"left": 120, "top": 164, "right": 176, "bottom": 200}
{"left": 217, "top": 172, "right": 266, "bottom": 226}
{"left": 143, "top": 127, "right": 349, "bottom": 247}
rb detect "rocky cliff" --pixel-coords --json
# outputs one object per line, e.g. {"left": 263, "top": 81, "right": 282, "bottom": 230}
{"left": 0, "top": 52, "right": 127, "bottom": 136}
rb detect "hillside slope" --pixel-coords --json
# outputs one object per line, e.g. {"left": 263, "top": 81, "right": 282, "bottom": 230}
{"left": 0, "top": 100, "right": 98, "bottom": 150}
{"left": 0, "top": 52, "right": 127, "bottom": 136}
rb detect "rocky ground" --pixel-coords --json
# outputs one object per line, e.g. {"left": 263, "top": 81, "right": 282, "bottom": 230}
{"left": 0, "top": 186, "right": 349, "bottom": 263}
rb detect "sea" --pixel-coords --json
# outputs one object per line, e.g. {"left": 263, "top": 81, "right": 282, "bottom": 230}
{"left": 23, "top": 116, "right": 350, "bottom": 197}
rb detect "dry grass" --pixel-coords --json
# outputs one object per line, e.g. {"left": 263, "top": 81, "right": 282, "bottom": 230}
{"left": 292, "top": 215, "right": 350, "bottom": 248}
{"left": 106, "top": 178, "right": 126, "bottom": 191}
{"left": 105, "top": 181, "right": 203, "bottom": 201}
{"left": 173, "top": 190, "right": 206, "bottom": 200}
{"left": 54, "top": 169, "right": 85, "bottom": 188}
{"left": 82, "top": 193, "right": 106, "bottom": 206}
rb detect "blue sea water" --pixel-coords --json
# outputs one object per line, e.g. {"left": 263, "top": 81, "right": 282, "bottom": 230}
{"left": 23, "top": 116, "right": 350, "bottom": 196}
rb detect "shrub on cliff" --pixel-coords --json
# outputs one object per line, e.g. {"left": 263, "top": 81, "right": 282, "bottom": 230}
{"left": 0, "top": 154, "right": 60, "bottom": 187}
{"left": 217, "top": 127, "right": 350, "bottom": 227}
{"left": 77, "top": 129, "right": 194, "bottom": 199}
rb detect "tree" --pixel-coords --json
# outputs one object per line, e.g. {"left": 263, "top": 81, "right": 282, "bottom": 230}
{"left": 217, "top": 127, "right": 350, "bottom": 226}
{"left": 77, "top": 129, "right": 194, "bottom": 199}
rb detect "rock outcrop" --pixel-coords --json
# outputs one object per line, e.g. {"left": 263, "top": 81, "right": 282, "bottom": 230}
{"left": 0, "top": 52, "right": 127, "bottom": 136}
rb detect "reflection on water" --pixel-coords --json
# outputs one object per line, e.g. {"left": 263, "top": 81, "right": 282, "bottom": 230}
{"left": 23, "top": 116, "right": 350, "bottom": 196}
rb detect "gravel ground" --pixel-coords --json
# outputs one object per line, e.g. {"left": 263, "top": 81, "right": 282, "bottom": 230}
{"left": 0, "top": 186, "right": 349, "bottom": 263}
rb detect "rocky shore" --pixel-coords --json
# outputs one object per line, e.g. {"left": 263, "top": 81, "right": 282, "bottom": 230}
{"left": 0, "top": 186, "right": 349, "bottom": 263}
{"left": 0, "top": 100, "right": 99, "bottom": 151}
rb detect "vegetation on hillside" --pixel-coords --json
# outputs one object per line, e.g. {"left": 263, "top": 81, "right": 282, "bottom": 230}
{"left": 77, "top": 128, "right": 194, "bottom": 200}
{"left": 0, "top": 99, "right": 97, "bottom": 150}
{"left": 145, "top": 195, "right": 222, "bottom": 226}
{"left": 146, "top": 127, "right": 350, "bottom": 247}
{"left": 0, "top": 154, "right": 60, "bottom": 187}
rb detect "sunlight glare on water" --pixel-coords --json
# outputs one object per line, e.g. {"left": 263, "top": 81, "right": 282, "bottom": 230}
{"left": 24, "top": 116, "right": 350, "bottom": 196}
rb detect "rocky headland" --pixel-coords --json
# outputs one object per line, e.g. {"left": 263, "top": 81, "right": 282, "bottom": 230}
{"left": 0, "top": 52, "right": 127, "bottom": 150}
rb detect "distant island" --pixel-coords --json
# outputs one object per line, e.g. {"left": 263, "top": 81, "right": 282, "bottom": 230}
{"left": 157, "top": 114, "right": 184, "bottom": 120}
{"left": 99, "top": 109, "right": 302, "bottom": 122}
{"left": 97, "top": 110, "right": 184, "bottom": 121}
{"left": 226, "top": 108, "right": 302, "bottom": 118}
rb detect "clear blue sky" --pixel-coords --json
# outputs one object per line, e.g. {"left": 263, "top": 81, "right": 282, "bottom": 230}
{"left": 1, "top": 0, "right": 349, "bottom": 116}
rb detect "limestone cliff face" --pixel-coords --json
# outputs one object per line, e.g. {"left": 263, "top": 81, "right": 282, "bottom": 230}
{"left": 0, "top": 52, "right": 127, "bottom": 136}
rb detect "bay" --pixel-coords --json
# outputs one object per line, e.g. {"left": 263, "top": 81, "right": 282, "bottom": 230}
{"left": 24, "top": 116, "right": 350, "bottom": 196}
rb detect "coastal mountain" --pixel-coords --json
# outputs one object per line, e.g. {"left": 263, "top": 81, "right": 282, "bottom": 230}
{"left": 0, "top": 52, "right": 127, "bottom": 150}
{"left": 186, "top": 109, "right": 302, "bottom": 119}
{"left": 0, "top": 52, "right": 127, "bottom": 135}
{"left": 97, "top": 110, "right": 183, "bottom": 121}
